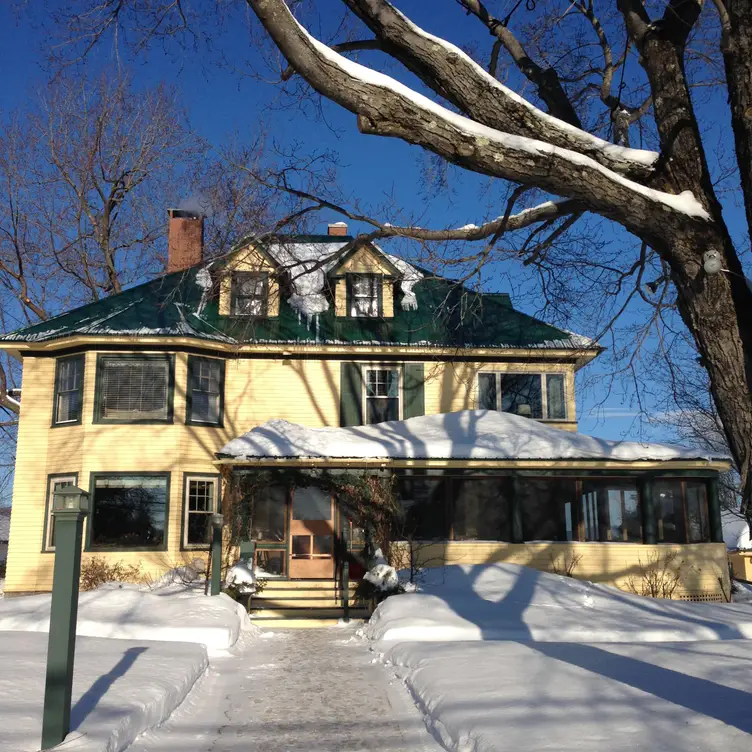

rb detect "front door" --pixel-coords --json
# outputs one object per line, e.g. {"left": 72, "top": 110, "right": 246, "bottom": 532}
{"left": 288, "top": 487, "right": 335, "bottom": 579}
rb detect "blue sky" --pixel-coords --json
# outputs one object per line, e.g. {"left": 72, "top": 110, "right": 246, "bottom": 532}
{"left": 1, "top": 1, "right": 745, "bottom": 445}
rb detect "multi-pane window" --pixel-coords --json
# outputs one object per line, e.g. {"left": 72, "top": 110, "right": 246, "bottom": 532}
{"left": 365, "top": 368, "right": 400, "bottom": 424}
{"left": 187, "top": 357, "right": 223, "bottom": 425}
{"left": 184, "top": 476, "right": 218, "bottom": 548}
{"left": 478, "top": 372, "right": 566, "bottom": 420}
{"left": 231, "top": 272, "right": 267, "bottom": 316}
{"left": 580, "top": 481, "right": 641, "bottom": 542}
{"left": 349, "top": 274, "right": 380, "bottom": 317}
{"left": 96, "top": 355, "right": 173, "bottom": 422}
{"left": 90, "top": 475, "right": 168, "bottom": 549}
{"left": 44, "top": 475, "right": 76, "bottom": 551}
{"left": 53, "top": 356, "right": 84, "bottom": 425}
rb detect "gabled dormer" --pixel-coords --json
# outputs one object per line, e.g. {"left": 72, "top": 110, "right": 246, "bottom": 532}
{"left": 327, "top": 241, "right": 401, "bottom": 318}
{"left": 217, "top": 245, "right": 280, "bottom": 318}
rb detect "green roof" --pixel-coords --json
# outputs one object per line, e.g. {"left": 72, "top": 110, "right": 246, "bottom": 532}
{"left": 0, "top": 243, "right": 595, "bottom": 351}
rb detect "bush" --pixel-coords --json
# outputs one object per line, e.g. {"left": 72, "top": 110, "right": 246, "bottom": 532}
{"left": 80, "top": 556, "right": 145, "bottom": 591}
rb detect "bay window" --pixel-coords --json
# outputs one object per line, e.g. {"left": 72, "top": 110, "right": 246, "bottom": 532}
{"left": 95, "top": 354, "right": 174, "bottom": 423}
{"left": 183, "top": 475, "right": 219, "bottom": 548}
{"left": 53, "top": 355, "right": 84, "bottom": 425}
{"left": 89, "top": 474, "right": 169, "bottom": 550}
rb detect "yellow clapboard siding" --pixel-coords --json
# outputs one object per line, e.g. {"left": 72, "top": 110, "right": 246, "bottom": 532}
{"left": 390, "top": 541, "right": 730, "bottom": 599}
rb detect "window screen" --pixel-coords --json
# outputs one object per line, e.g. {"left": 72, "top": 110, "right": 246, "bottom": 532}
{"left": 97, "top": 356, "right": 172, "bottom": 422}
{"left": 350, "top": 274, "right": 380, "bottom": 317}
{"left": 546, "top": 374, "right": 566, "bottom": 420}
{"left": 91, "top": 475, "right": 168, "bottom": 549}
{"left": 232, "top": 272, "right": 267, "bottom": 316}
{"left": 54, "top": 356, "right": 84, "bottom": 424}
{"left": 451, "top": 477, "right": 511, "bottom": 541}
{"left": 500, "top": 374, "right": 542, "bottom": 418}
{"left": 188, "top": 357, "right": 223, "bottom": 424}
{"left": 478, "top": 373, "right": 497, "bottom": 410}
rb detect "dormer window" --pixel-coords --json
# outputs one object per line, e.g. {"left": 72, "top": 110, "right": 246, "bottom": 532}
{"left": 349, "top": 274, "right": 381, "bottom": 317}
{"left": 231, "top": 272, "right": 268, "bottom": 316}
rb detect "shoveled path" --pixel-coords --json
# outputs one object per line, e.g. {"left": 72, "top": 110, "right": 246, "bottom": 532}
{"left": 129, "top": 626, "right": 442, "bottom": 752}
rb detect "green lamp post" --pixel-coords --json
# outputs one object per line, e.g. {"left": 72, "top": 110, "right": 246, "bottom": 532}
{"left": 41, "top": 485, "right": 89, "bottom": 751}
{"left": 210, "top": 512, "right": 223, "bottom": 596}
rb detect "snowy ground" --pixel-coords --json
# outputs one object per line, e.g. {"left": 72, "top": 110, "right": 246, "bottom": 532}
{"left": 0, "top": 582, "right": 254, "bottom": 654}
{"left": 129, "top": 627, "right": 440, "bottom": 752}
{"left": 367, "top": 564, "right": 752, "bottom": 644}
{"left": 367, "top": 564, "right": 752, "bottom": 752}
{"left": 0, "top": 580, "right": 256, "bottom": 751}
{"left": 0, "top": 632, "right": 207, "bottom": 752}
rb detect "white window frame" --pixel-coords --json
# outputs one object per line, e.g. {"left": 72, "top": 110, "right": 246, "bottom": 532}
{"left": 349, "top": 274, "right": 380, "bottom": 318}
{"left": 44, "top": 474, "right": 77, "bottom": 551}
{"left": 183, "top": 475, "right": 219, "bottom": 549}
{"left": 363, "top": 365, "right": 402, "bottom": 425}
{"left": 476, "top": 371, "right": 567, "bottom": 421}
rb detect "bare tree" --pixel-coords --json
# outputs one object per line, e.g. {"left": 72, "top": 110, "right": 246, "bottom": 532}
{"left": 26, "top": 1, "right": 752, "bottom": 531}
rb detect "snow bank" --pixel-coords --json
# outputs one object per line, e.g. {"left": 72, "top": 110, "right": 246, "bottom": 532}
{"left": 366, "top": 563, "right": 752, "bottom": 644}
{"left": 0, "top": 581, "right": 257, "bottom": 655}
{"left": 0, "top": 631, "right": 207, "bottom": 752}
{"left": 219, "top": 409, "right": 729, "bottom": 463}
{"left": 384, "top": 639, "right": 752, "bottom": 752}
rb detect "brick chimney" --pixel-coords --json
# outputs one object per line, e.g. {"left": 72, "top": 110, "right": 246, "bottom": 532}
{"left": 327, "top": 222, "right": 348, "bottom": 237}
{"left": 167, "top": 209, "right": 204, "bottom": 272}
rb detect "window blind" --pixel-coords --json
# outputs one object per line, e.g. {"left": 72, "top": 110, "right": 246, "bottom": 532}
{"left": 100, "top": 358, "right": 169, "bottom": 421}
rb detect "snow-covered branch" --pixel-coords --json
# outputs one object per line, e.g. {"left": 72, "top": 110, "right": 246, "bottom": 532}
{"left": 343, "top": 0, "right": 657, "bottom": 179}
{"left": 247, "top": 0, "right": 709, "bottom": 241}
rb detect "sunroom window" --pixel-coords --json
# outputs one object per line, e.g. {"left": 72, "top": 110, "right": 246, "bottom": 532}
{"left": 349, "top": 274, "right": 380, "bottom": 317}
{"left": 95, "top": 355, "right": 173, "bottom": 423}
{"left": 231, "top": 272, "right": 267, "bottom": 316}
{"left": 365, "top": 368, "right": 399, "bottom": 423}
{"left": 478, "top": 372, "right": 566, "bottom": 420}
{"left": 90, "top": 475, "right": 168, "bottom": 550}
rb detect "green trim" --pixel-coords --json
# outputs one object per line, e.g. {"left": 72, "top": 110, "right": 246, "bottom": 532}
{"left": 639, "top": 477, "right": 657, "bottom": 544}
{"left": 185, "top": 356, "right": 225, "bottom": 427}
{"left": 403, "top": 363, "right": 425, "bottom": 419}
{"left": 93, "top": 353, "right": 175, "bottom": 424}
{"left": 51, "top": 355, "right": 84, "bottom": 428}
{"left": 86, "top": 471, "right": 171, "bottom": 552}
{"left": 708, "top": 475, "right": 723, "bottom": 543}
{"left": 41, "top": 472, "right": 79, "bottom": 553}
{"left": 180, "top": 472, "right": 222, "bottom": 551}
{"left": 340, "top": 362, "right": 363, "bottom": 426}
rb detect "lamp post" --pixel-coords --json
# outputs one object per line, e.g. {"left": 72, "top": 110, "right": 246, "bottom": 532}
{"left": 41, "top": 485, "right": 89, "bottom": 750}
{"left": 210, "top": 512, "right": 223, "bottom": 596}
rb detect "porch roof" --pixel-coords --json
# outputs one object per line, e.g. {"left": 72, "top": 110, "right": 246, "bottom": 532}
{"left": 216, "top": 410, "right": 731, "bottom": 469}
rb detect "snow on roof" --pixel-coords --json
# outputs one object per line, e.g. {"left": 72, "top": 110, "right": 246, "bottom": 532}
{"left": 218, "top": 410, "right": 729, "bottom": 464}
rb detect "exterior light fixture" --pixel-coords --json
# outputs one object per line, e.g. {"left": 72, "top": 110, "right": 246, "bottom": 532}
{"left": 52, "top": 485, "right": 90, "bottom": 514}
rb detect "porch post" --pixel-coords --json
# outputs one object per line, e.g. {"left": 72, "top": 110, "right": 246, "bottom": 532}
{"left": 708, "top": 475, "right": 724, "bottom": 544}
{"left": 510, "top": 477, "right": 524, "bottom": 544}
{"left": 639, "top": 476, "right": 656, "bottom": 545}
{"left": 210, "top": 513, "right": 223, "bottom": 596}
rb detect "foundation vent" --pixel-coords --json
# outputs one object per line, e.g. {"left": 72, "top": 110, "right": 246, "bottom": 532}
{"left": 676, "top": 591, "right": 725, "bottom": 603}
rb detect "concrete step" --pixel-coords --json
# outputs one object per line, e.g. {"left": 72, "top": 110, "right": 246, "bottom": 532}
{"left": 250, "top": 607, "right": 371, "bottom": 620}
{"left": 253, "top": 617, "right": 369, "bottom": 629}
{"left": 255, "top": 579, "right": 359, "bottom": 590}
{"left": 251, "top": 597, "right": 364, "bottom": 609}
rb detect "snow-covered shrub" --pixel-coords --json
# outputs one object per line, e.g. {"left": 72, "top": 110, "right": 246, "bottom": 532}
{"left": 224, "top": 560, "right": 256, "bottom": 596}
{"left": 358, "top": 548, "right": 406, "bottom": 603}
{"left": 80, "top": 557, "right": 145, "bottom": 591}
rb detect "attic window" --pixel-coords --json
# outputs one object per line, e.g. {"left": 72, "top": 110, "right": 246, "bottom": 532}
{"left": 231, "top": 272, "right": 268, "bottom": 317}
{"left": 348, "top": 274, "right": 381, "bottom": 317}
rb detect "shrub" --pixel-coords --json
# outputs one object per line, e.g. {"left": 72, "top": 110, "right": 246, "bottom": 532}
{"left": 625, "top": 551, "right": 683, "bottom": 599}
{"left": 80, "top": 556, "right": 145, "bottom": 591}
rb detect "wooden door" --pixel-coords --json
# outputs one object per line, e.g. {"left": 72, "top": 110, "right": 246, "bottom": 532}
{"left": 288, "top": 487, "right": 335, "bottom": 579}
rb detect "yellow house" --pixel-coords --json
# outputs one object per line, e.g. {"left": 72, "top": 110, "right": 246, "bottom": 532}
{"left": 0, "top": 213, "right": 732, "bottom": 604}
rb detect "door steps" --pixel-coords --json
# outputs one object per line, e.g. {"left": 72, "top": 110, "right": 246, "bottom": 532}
{"left": 249, "top": 579, "right": 371, "bottom": 628}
